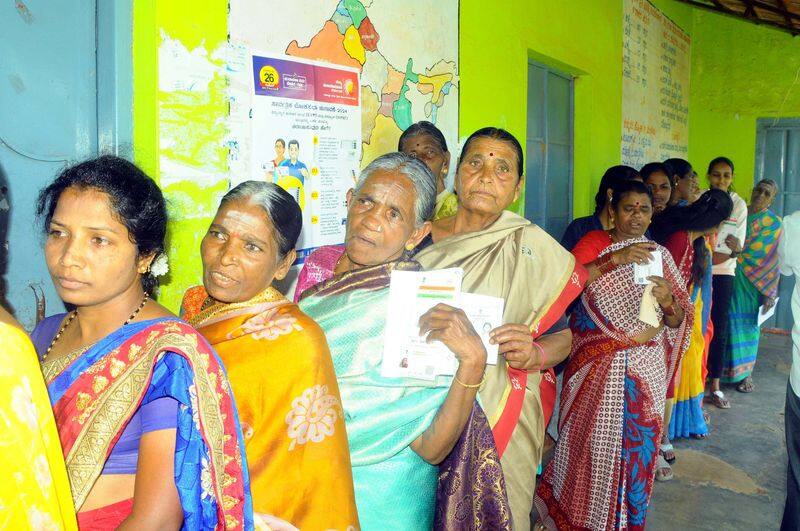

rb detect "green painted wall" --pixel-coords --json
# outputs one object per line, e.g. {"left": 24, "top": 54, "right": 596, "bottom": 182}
{"left": 688, "top": 10, "right": 800, "bottom": 199}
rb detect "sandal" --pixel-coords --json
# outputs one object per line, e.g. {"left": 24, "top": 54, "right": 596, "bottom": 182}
{"left": 660, "top": 441, "right": 676, "bottom": 464}
{"left": 690, "top": 432, "right": 708, "bottom": 440}
{"left": 705, "top": 390, "right": 731, "bottom": 409}
{"left": 736, "top": 377, "right": 755, "bottom": 393}
{"left": 655, "top": 454, "right": 674, "bottom": 481}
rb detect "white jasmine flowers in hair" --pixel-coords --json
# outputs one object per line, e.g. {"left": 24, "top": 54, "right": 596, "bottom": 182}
{"left": 149, "top": 253, "right": 169, "bottom": 277}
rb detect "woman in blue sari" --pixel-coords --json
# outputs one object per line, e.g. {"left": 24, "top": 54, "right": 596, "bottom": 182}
{"left": 31, "top": 156, "right": 253, "bottom": 530}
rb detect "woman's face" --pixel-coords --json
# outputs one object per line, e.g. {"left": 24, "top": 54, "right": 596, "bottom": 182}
{"left": 612, "top": 192, "right": 653, "bottom": 239}
{"left": 400, "top": 133, "right": 450, "bottom": 193}
{"left": 274, "top": 142, "right": 285, "bottom": 160}
{"left": 708, "top": 162, "right": 733, "bottom": 192}
{"left": 674, "top": 169, "right": 696, "bottom": 201}
{"left": 456, "top": 137, "right": 522, "bottom": 216}
{"left": 45, "top": 187, "right": 150, "bottom": 309}
{"left": 645, "top": 171, "right": 672, "bottom": 213}
{"left": 201, "top": 199, "right": 292, "bottom": 303}
{"left": 343, "top": 170, "right": 429, "bottom": 268}
{"left": 750, "top": 182, "right": 776, "bottom": 212}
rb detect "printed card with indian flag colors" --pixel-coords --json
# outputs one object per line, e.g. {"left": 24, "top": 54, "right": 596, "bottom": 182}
{"left": 382, "top": 268, "right": 503, "bottom": 381}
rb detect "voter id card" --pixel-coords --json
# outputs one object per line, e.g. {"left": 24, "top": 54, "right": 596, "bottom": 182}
{"left": 633, "top": 250, "right": 663, "bottom": 285}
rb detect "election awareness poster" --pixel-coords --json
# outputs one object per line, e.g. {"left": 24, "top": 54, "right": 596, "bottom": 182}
{"left": 251, "top": 53, "right": 361, "bottom": 263}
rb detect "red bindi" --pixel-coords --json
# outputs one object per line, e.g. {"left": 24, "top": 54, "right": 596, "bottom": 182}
{"left": 489, "top": 152, "right": 494, "bottom": 157}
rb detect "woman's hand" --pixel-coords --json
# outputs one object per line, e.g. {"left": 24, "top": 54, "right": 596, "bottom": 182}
{"left": 725, "top": 234, "right": 743, "bottom": 254}
{"left": 760, "top": 294, "right": 776, "bottom": 312}
{"left": 647, "top": 275, "right": 675, "bottom": 308}
{"left": 419, "top": 304, "right": 487, "bottom": 381}
{"left": 490, "top": 323, "right": 539, "bottom": 370}
{"left": 612, "top": 242, "right": 657, "bottom": 266}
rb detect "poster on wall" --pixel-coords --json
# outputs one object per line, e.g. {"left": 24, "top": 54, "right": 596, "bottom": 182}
{"left": 621, "top": 0, "right": 691, "bottom": 168}
{"left": 249, "top": 53, "right": 361, "bottom": 263}
{"left": 228, "top": 0, "right": 459, "bottom": 179}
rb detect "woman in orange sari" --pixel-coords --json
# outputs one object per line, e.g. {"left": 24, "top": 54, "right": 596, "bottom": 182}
{"left": 182, "top": 181, "right": 359, "bottom": 531}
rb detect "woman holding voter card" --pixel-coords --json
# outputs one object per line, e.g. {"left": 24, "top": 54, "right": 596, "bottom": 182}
{"left": 414, "top": 127, "right": 586, "bottom": 530}
{"left": 297, "top": 152, "right": 510, "bottom": 531}
{"left": 181, "top": 181, "right": 359, "bottom": 531}
{"left": 535, "top": 179, "right": 692, "bottom": 531}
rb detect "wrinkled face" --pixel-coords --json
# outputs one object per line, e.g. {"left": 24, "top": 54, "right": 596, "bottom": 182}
{"left": 750, "top": 182, "right": 776, "bottom": 212}
{"left": 275, "top": 141, "right": 285, "bottom": 159}
{"left": 400, "top": 133, "right": 451, "bottom": 193}
{"left": 201, "top": 199, "right": 292, "bottom": 303}
{"left": 674, "top": 169, "right": 696, "bottom": 200}
{"left": 613, "top": 192, "right": 653, "bottom": 238}
{"left": 456, "top": 137, "right": 522, "bottom": 216}
{"left": 645, "top": 171, "right": 672, "bottom": 213}
{"left": 344, "top": 170, "right": 426, "bottom": 267}
{"left": 288, "top": 143, "right": 299, "bottom": 161}
{"left": 708, "top": 162, "right": 733, "bottom": 192}
{"left": 45, "top": 187, "right": 150, "bottom": 308}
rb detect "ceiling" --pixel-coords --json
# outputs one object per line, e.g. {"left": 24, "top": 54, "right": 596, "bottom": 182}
{"left": 675, "top": 0, "right": 800, "bottom": 35}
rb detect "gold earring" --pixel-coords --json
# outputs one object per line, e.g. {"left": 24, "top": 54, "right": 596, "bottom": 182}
{"left": 405, "top": 244, "right": 415, "bottom": 251}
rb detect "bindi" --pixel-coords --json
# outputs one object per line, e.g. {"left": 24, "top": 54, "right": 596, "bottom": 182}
{"left": 489, "top": 152, "right": 494, "bottom": 157}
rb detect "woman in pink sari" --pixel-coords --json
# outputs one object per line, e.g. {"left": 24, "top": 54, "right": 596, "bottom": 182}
{"left": 536, "top": 180, "right": 692, "bottom": 530}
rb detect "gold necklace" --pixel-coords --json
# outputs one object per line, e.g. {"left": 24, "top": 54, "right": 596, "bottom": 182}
{"left": 43, "top": 293, "right": 149, "bottom": 361}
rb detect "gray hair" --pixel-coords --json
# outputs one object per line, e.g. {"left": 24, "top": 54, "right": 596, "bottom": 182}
{"left": 219, "top": 180, "right": 302, "bottom": 257}
{"left": 756, "top": 178, "right": 779, "bottom": 192}
{"left": 354, "top": 152, "right": 436, "bottom": 227}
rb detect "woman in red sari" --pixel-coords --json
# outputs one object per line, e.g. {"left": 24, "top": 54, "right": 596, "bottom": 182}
{"left": 536, "top": 180, "right": 692, "bottom": 530}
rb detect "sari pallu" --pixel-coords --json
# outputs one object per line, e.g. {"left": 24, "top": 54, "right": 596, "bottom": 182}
{"left": 415, "top": 210, "right": 587, "bottom": 530}
{"left": 299, "top": 260, "right": 510, "bottom": 531}
{"left": 43, "top": 317, "right": 253, "bottom": 530}
{"left": 723, "top": 209, "right": 783, "bottom": 383}
{"left": 182, "top": 286, "right": 359, "bottom": 531}
{"left": 535, "top": 238, "right": 692, "bottom": 531}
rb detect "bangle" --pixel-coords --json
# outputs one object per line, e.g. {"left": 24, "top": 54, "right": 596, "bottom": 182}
{"left": 454, "top": 373, "right": 486, "bottom": 389}
{"left": 533, "top": 341, "right": 546, "bottom": 372}
{"left": 596, "top": 253, "right": 616, "bottom": 275}
{"left": 661, "top": 300, "right": 676, "bottom": 316}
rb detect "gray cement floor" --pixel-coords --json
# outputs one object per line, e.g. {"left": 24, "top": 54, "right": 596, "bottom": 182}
{"left": 648, "top": 332, "right": 792, "bottom": 530}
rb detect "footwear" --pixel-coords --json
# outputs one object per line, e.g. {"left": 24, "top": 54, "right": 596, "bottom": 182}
{"left": 705, "top": 390, "right": 731, "bottom": 409}
{"left": 660, "top": 442, "right": 676, "bottom": 464}
{"left": 736, "top": 377, "right": 755, "bottom": 393}
{"left": 655, "top": 454, "right": 674, "bottom": 481}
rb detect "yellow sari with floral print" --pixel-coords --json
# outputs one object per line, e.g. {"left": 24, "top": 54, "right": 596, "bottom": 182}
{"left": 183, "top": 286, "right": 359, "bottom": 531}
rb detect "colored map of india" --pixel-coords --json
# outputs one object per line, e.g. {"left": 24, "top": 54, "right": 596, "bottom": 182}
{"left": 281, "top": 0, "right": 459, "bottom": 164}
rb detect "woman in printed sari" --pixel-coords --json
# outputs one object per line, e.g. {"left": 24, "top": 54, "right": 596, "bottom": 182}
{"left": 298, "top": 152, "right": 510, "bottom": 530}
{"left": 722, "top": 179, "right": 783, "bottom": 392}
{"left": 0, "top": 306, "right": 76, "bottom": 530}
{"left": 650, "top": 189, "right": 733, "bottom": 481}
{"left": 535, "top": 180, "right": 692, "bottom": 530}
{"left": 414, "top": 128, "right": 586, "bottom": 530}
{"left": 181, "top": 181, "right": 359, "bottom": 531}
{"left": 30, "top": 156, "right": 253, "bottom": 530}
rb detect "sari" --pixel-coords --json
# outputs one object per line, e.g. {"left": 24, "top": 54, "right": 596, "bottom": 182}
{"left": 723, "top": 209, "right": 783, "bottom": 383}
{"left": 415, "top": 210, "right": 587, "bottom": 530}
{"left": 535, "top": 234, "right": 692, "bottom": 530}
{"left": 299, "top": 260, "right": 510, "bottom": 531}
{"left": 0, "top": 323, "right": 77, "bottom": 530}
{"left": 182, "top": 285, "right": 359, "bottom": 531}
{"left": 33, "top": 316, "right": 253, "bottom": 530}
{"left": 664, "top": 232, "right": 713, "bottom": 439}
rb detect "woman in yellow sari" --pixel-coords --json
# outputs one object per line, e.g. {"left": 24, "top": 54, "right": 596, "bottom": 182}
{"left": 182, "top": 181, "right": 359, "bottom": 531}
{"left": 0, "top": 307, "right": 76, "bottom": 530}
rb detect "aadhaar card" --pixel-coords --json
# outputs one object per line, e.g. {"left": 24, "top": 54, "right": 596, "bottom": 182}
{"left": 633, "top": 249, "right": 663, "bottom": 285}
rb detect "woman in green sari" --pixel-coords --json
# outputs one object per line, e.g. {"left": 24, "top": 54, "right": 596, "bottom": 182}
{"left": 722, "top": 179, "right": 783, "bottom": 392}
{"left": 298, "top": 152, "right": 509, "bottom": 530}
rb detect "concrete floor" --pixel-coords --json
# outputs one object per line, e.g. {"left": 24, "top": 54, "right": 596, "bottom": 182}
{"left": 648, "top": 332, "right": 792, "bottom": 530}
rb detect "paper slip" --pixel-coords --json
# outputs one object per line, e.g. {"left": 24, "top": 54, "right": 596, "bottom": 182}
{"left": 381, "top": 268, "right": 504, "bottom": 380}
{"left": 633, "top": 250, "right": 663, "bottom": 285}
{"left": 758, "top": 297, "right": 779, "bottom": 327}
{"left": 715, "top": 220, "right": 737, "bottom": 253}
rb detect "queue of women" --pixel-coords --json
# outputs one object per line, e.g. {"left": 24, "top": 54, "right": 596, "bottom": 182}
{"left": 0, "top": 119, "right": 786, "bottom": 530}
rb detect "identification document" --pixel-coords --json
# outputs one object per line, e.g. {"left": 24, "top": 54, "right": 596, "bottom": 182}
{"left": 382, "top": 268, "right": 504, "bottom": 380}
{"left": 715, "top": 220, "right": 738, "bottom": 254}
{"left": 633, "top": 250, "right": 663, "bottom": 285}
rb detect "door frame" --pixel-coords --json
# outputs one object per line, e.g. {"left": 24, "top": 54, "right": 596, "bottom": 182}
{"left": 97, "top": 1, "right": 134, "bottom": 155}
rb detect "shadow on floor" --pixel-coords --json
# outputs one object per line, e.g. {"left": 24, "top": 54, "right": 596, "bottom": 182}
{"left": 647, "top": 332, "right": 790, "bottom": 530}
